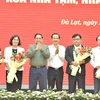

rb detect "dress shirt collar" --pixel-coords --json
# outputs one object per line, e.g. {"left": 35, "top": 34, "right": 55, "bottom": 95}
{"left": 51, "top": 44, "right": 59, "bottom": 48}
{"left": 97, "top": 46, "right": 100, "bottom": 49}
{"left": 74, "top": 45, "right": 81, "bottom": 50}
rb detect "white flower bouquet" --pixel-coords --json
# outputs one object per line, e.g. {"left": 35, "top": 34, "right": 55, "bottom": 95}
{"left": 70, "top": 47, "right": 92, "bottom": 76}
{"left": 7, "top": 52, "right": 27, "bottom": 83}
{"left": 0, "top": 89, "right": 99, "bottom": 100}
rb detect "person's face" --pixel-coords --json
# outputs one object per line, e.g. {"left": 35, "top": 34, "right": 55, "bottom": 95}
{"left": 12, "top": 37, "right": 19, "bottom": 46}
{"left": 97, "top": 36, "right": 100, "bottom": 46}
{"left": 52, "top": 34, "right": 60, "bottom": 45}
{"left": 72, "top": 36, "right": 81, "bottom": 46}
{"left": 35, "top": 35, "right": 43, "bottom": 44}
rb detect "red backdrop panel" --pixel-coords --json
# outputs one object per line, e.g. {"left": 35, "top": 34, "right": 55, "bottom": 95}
{"left": 0, "top": 0, "right": 100, "bottom": 85}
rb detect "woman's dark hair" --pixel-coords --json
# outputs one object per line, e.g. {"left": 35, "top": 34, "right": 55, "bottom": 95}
{"left": 72, "top": 33, "right": 82, "bottom": 39}
{"left": 34, "top": 33, "right": 43, "bottom": 39}
{"left": 9, "top": 35, "right": 21, "bottom": 46}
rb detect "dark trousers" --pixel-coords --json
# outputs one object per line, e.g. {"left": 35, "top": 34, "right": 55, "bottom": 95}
{"left": 48, "top": 67, "right": 63, "bottom": 91}
{"left": 94, "top": 69, "right": 100, "bottom": 94}
{"left": 68, "top": 74, "right": 85, "bottom": 93}
{"left": 6, "top": 71, "right": 23, "bottom": 92}
{"left": 29, "top": 66, "right": 47, "bottom": 91}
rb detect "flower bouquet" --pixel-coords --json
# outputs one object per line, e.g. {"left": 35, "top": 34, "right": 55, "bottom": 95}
{"left": 0, "top": 48, "right": 5, "bottom": 64}
{"left": 7, "top": 51, "right": 27, "bottom": 83}
{"left": 70, "top": 47, "right": 92, "bottom": 76}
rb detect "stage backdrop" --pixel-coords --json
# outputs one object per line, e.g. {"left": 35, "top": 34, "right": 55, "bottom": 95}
{"left": 0, "top": 0, "right": 100, "bottom": 87}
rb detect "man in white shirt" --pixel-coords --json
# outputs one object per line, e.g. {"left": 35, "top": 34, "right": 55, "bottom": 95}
{"left": 90, "top": 35, "right": 100, "bottom": 94}
{"left": 48, "top": 33, "right": 65, "bottom": 91}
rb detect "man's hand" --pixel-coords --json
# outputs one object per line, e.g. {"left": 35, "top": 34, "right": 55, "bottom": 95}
{"left": 79, "top": 60, "right": 85, "bottom": 65}
{"left": 55, "top": 45, "right": 59, "bottom": 55}
{"left": 36, "top": 43, "right": 42, "bottom": 50}
{"left": 96, "top": 66, "right": 100, "bottom": 69}
{"left": 17, "top": 66, "right": 22, "bottom": 71}
{"left": 71, "top": 61, "right": 78, "bottom": 67}
{"left": 7, "top": 67, "right": 11, "bottom": 73}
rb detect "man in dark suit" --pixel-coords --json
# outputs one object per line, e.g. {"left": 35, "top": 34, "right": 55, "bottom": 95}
{"left": 65, "top": 34, "right": 90, "bottom": 93}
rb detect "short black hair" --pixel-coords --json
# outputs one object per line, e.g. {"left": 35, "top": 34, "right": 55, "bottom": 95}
{"left": 34, "top": 33, "right": 43, "bottom": 39}
{"left": 96, "top": 35, "right": 100, "bottom": 41}
{"left": 72, "top": 33, "right": 82, "bottom": 39}
{"left": 9, "top": 35, "right": 21, "bottom": 46}
{"left": 51, "top": 33, "right": 60, "bottom": 39}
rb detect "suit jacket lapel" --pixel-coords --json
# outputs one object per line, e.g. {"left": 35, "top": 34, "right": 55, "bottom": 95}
{"left": 71, "top": 45, "right": 74, "bottom": 61}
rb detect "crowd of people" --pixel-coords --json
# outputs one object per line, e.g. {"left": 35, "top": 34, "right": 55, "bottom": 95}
{"left": 0, "top": 33, "right": 100, "bottom": 94}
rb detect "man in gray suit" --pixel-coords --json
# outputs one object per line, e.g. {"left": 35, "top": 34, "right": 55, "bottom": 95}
{"left": 26, "top": 33, "right": 50, "bottom": 91}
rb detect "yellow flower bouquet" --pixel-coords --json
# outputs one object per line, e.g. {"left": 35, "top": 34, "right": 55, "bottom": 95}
{"left": 7, "top": 52, "right": 27, "bottom": 83}
{"left": 70, "top": 47, "right": 92, "bottom": 76}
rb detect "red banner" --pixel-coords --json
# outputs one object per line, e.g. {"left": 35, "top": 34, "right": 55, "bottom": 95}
{"left": 0, "top": 0, "right": 100, "bottom": 85}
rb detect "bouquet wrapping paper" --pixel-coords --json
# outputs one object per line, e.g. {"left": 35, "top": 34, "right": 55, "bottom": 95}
{"left": 70, "top": 47, "right": 92, "bottom": 76}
